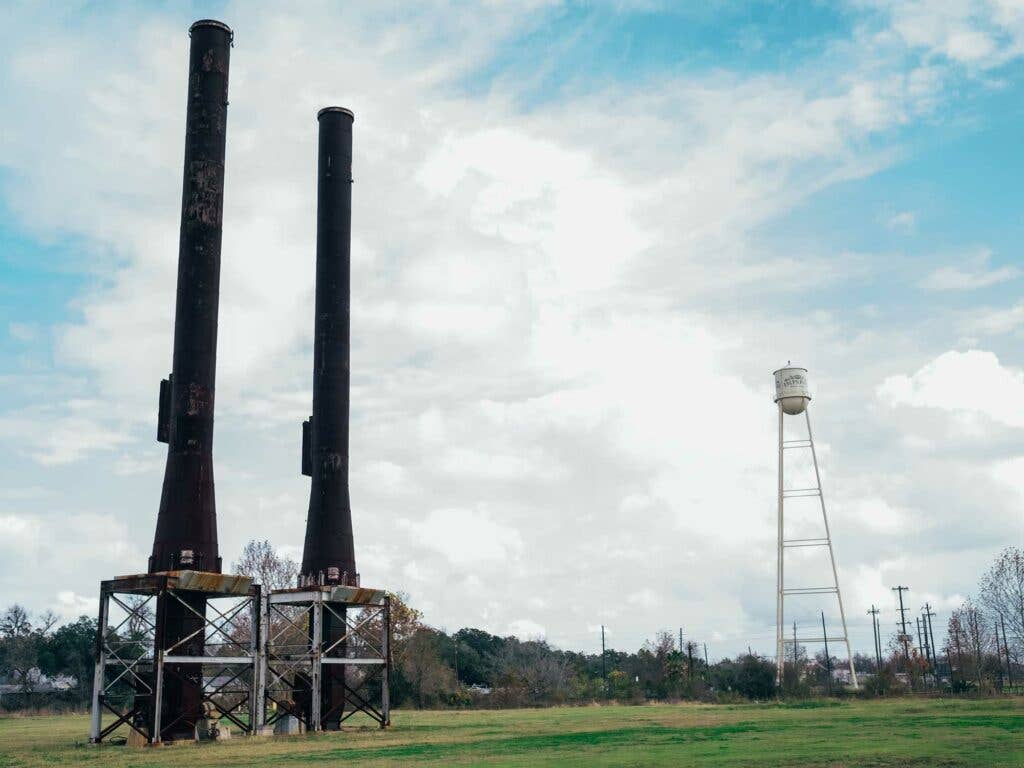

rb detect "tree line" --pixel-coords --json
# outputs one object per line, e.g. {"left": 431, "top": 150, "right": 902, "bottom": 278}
{"left": 2, "top": 544, "right": 1019, "bottom": 710}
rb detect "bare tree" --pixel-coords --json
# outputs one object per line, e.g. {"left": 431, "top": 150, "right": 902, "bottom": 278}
{"left": 123, "top": 596, "right": 156, "bottom": 638}
{"left": 232, "top": 539, "right": 299, "bottom": 590}
{"left": 949, "top": 599, "right": 993, "bottom": 686}
{"left": 0, "top": 606, "right": 38, "bottom": 698}
{"left": 980, "top": 547, "right": 1024, "bottom": 657}
{"left": 0, "top": 605, "right": 32, "bottom": 638}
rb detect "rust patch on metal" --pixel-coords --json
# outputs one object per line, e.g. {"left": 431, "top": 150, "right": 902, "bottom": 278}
{"left": 184, "top": 160, "right": 224, "bottom": 226}
{"left": 184, "top": 382, "right": 210, "bottom": 416}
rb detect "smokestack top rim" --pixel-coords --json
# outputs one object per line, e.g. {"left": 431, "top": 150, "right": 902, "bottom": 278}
{"left": 318, "top": 106, "right": 355, "bottom": 121}
{"left": 189, "top": 19, "right": 233, "bottom": 38}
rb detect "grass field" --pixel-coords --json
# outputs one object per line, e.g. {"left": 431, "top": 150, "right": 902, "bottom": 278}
{"left": 1, "top": 698, "right": 1021, "bottom": 767}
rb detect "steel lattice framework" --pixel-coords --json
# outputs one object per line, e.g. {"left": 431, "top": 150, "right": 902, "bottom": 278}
{"left": 259, "top": 585, "right": 391, "bottom": 732}
{"left": 89, "top": 572, "right": 260, "bottom": 744}
{"left": 89, "top": 575, "right": 390, "bottom": 743}
{"left": 775, "top": 406, "right": 858, "bottom": 689}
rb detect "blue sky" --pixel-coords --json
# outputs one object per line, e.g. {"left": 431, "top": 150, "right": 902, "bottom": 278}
{"left": 1, "top": 0, "right": 1022, "bottom": 659}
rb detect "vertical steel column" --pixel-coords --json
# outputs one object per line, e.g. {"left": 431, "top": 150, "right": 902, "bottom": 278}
{"left": 152, "top": 586, "right": 167, "bottom": 744}
{"left": 89, "top": 587, "right": 110, "bottom": 743}
{"left": 255, "top": 592, "right": 268, "bottom": 733}
{"left": 249, "top": 587, "right": 262, "bottom": 734}
{"left": 775, "top": 404, "right": 784, "bottom": 685}
{"left": 311, "top": 593, "right": 323, "bottom": 731}
{"left": 381, "top": 595, "right": 391, "bottom": 727}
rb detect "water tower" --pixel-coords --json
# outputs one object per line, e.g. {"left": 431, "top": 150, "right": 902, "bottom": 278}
{"left": 773, "top": 365, "right": 857, "bottom": 689}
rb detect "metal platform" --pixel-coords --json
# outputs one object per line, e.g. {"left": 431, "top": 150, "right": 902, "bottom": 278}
{"left": 89, "top": 571, "right": 260, "bottom": 744}
{"left": 258, "top": 585, "right": 390, "bottom": 732}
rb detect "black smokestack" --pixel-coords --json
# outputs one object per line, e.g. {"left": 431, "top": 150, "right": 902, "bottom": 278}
{"left": 300, "top": 107, "right": 357, "bottom": 587}
{"left": 150, "top": 20, "right": 232, "bottom": 576}
{"left": 147, "top": 19, "right": 231, "bottom": 742}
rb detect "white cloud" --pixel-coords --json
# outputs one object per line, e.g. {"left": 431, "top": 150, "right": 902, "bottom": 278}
{"left": 921, "top": 248, "right": 1019, "bottom": 291}
{"left": 878, "top": 350, "right": 1024, "bottom": 428}
{"left": 399, "top": 508, "right": 524, "bottom": 568}
{"left": 873, "top": 0, "right": 1024, "bottom": 67}
{"left": 966, "top": 301, "right": 1024, "bottom": 334}
{"left": 53, "top": 591, "right": 97, "bottom": 621}
{"left": 886, "top": 210, "right": 916, "bottom": 231}
{"left": 0, "top": 400, "right": 134, "bottom": 465}
{"left": 507, "top": 618, "right": 545, "bottom": 639}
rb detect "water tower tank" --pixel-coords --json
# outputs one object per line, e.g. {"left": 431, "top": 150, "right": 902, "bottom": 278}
{"left": 774, "top": 365, "right": 811, "bottom": 415}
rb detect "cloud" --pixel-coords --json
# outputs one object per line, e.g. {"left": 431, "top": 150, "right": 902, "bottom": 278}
{"left": 878, "top": 349, "right": 1024, "bottom": 428}
{"left": 871, "top": 0, "right": 1024, "bottom": 67}
{"left": 966, "top": 301, "right": 1024, "bottom": 335}
{"left": 8, "top": 322, "right": 38, "bottom": 342}
{"left": 886, "top": 210, "right": 916, "bottom": 231}
{"left": 0, "top": 400, "right": 134, "bottom": 465}
{"left": 399, "top": 508, "right": 524, "bottom": 568}
{"left": 53, "top": 591, "right": 96, "bottom": 621}
{"left": 507, "top": 618, "right": 545, "bottom": 639}
{"left": 921, "top": 248, "right": 1019, "bottom": 291}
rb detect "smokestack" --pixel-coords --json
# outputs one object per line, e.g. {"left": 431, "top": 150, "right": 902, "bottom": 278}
{"left": 148, "top": 19, "right": 231, "bottom": 741}
{"left": 150, "top": 20, "right": 232, "bottom": 576}
{"left": 300, "top": 107, "right": 357, "bottom": 587}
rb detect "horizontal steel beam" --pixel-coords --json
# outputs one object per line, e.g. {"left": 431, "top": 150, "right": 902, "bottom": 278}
{"left": 162, "top": 655, "right": 253, "bottom": 665}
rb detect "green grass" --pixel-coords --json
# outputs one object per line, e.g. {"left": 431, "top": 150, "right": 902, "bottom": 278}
{"left": 1, "top": 698, "right": 1021, "bottom": 767}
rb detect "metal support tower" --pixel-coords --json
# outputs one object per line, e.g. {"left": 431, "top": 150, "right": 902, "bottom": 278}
{"left": 775, "top": 397, "right": 857, "bottom": 688}
{"left": 89, "top": 571, "right": 259, "bottom": 744}
{"left": 259, "top": 584, "right": 390, "bottom": 733}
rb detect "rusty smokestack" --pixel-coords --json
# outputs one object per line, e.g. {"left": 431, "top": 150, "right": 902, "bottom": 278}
{"left": 150, "top": 19, "right": 232, "bottom": 576}
{"left": 300, "top": 107, "right": 357, "bottom": 588}
{"left": 147, "top": 19, "right": 232, "bottom": 741}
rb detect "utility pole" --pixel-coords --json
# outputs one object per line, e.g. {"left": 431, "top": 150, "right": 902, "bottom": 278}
{"left": 868, "top": 606, "right": 882, "bottom": 671}
{"left": 892, "top": 586, "right": 911, "bottom": 662}
{"left": 915, "top": 617, "right": 927, "bottom": 688}
{"left": 704, "top": 643, "right": 709, "bottom": 671}
{"left": 919, "top": 614, "right": 932, "bottom": 678}
{"left": 993, "top": 618, "right": 1005, "bottom": 691}
{"left": 953, "top": 624, "right": 965, "bottom": 687}
{"left": 922, "top": 604, "right": 937, "bottom": 669}
{"left": 1000, "top": 614, "right": 1014, "bottom": 689}
{"left": 923, "top": 603, "right": 942, "bottom": 684}
{"left": 601, "top": 625, "right": 607, "bottom": 698}
{"left": 792, "top": 621, "right": 798, "bottom": 689}
{"left": 821, "top": 612, "right": 832, "bottom": 696}
{"left": 679, "top": 627, "right": 683, "bottom": 656}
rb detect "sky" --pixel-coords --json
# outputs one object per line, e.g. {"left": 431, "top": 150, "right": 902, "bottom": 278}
{"left": 0, "top": 0, "right": 1022, "bottom": 660}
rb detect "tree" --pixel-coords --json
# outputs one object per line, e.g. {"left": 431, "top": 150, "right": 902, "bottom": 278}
{"left": 948, "top": 599, "right": 994, "bottom": 688}
{"left": 734, "top": 653, "right": 776, "bottom": 699}
{"left": 399, "top": 628, "right": 457, "bottom": 707}
{"left": 980, "top": 547, "right": 1024, "bottom": 658}
{"left": 38, "top": 616, "right": 97, "bottom": 694}
{"left": 232, "top": 539, "right": 299, "bottom": 590}
{"left": 0, "top": 605, "right": 32, "bottom": 638}
{"left": 0, "top": 606, "right": 39, "bottom": 699}
{"left": 494, "top": 639, "right": 572, "bottom": 705}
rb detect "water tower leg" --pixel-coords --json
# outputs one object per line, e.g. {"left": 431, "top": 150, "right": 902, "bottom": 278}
{"left": 775, "top": 404, "right": 784, "bottom": 686}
